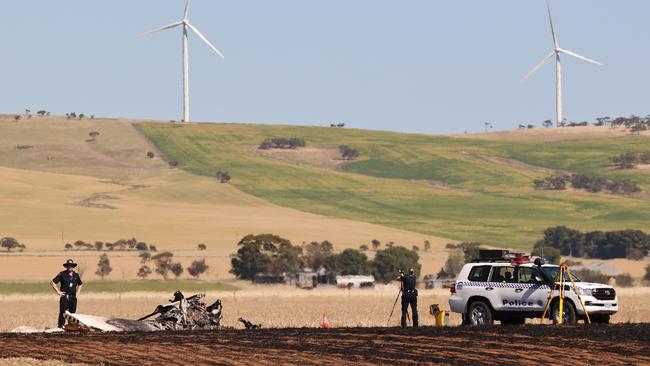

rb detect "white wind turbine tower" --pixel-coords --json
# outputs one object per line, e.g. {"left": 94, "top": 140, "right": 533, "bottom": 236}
{"left": 142, "top": 0, "right": 224, "bottom": 123}
{"left": 522, "top": 2, "right": 601, "bottom": 127}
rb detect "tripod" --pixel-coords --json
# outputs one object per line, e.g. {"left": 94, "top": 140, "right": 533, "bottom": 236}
{"left": 540, "top": 263, "right": 591, "bottom": 325}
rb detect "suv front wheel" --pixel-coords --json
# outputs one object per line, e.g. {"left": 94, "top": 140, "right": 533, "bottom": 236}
{"left": 467, "top": 300, "right": 493, "bottom": 326}
{"left": 550, "top": 299, "right": 577, "bottom": 325}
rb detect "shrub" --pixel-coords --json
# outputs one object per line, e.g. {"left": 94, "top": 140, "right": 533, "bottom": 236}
{"left": 146, "top": 151, "right": 155, "bottom": 159}
{"left": 359, "top": 244, "right": 369, "bottom": 251}
{"left": 615, "top": 273, "right": 634, "bottom": 287}
{"left": 339, "top": 145, "right": 360, "bottom": 160}
{"left": 64, "top": 243, "right": 73, "bottom": 251}
{"left": 644, "top": 265, "right": 650, "bottom": 282}
{"left": 443, "top": 250, "right": 465, "bottom": 277}
{"left": 198, "top": 243, "right": 207, "bottom": 251}
{"left": 168, "top": 160, "right": 178, "bottom": 168}
{"left": 94, "top": 241, "right": 104, "bottom": 251}
{"left": 216, "top": 171, "right": 231, "bottom": 183}
{"left": 572, "top": 269, "right": 609, "bottom": 284}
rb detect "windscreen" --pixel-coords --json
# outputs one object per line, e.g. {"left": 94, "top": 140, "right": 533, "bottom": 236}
{"left": 541, "top": 266, "right": 582, "bottom": 282}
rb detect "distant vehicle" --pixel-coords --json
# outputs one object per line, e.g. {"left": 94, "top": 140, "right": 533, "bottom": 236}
{"left": 449, "top": 252, "right": 617, "bottom": 326}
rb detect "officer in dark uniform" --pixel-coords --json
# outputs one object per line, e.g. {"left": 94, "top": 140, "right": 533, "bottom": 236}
{"left": 50, "top": 259, "right": 83, "bottom": 328}
{"left": 398, "top": 268, "right": 418, "bottom": 328}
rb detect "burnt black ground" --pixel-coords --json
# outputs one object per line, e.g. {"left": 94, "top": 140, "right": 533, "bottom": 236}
{"left": 0, "top": 324, "right": 648, "bottom": 365}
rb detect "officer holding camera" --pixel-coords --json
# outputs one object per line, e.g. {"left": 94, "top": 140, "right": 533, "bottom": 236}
{"left": 397, "top": 268, "right": 418, "bottom": 328}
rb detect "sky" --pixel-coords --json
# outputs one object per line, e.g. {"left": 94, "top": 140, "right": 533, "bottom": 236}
{"left": 1, "top": 0, "right": 648, "bottom": 134}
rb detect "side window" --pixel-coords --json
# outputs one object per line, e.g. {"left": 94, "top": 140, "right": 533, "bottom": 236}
{"left": 517, "top": 267, "right": 543, "bottom": 283}
{"left": 490, "top": 266, "right": 515, "bottom": 283}
{"left": 468, "top": 266, "right": 491, "bottom": 282}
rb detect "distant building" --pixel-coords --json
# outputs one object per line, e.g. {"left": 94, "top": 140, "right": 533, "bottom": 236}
{"left": 335, "top": 275, "right": 375, "bottom": 288}
{"left": 295, "top": 268, "right": 328, "bottom": 289}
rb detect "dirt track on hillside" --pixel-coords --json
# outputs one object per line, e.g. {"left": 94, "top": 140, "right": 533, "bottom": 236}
{"left": 0, "top": 324, "right": 648, "bottom": 365}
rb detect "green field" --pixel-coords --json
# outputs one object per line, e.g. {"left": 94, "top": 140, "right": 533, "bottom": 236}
{"left": 137, "top": 123, "right": 650, "bottom": 249}
{"left": 0, "top": 281, "right": 238, "bottom": 295}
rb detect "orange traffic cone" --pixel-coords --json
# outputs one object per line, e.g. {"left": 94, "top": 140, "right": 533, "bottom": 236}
{"left": 321, "top": 312, "right": 330, "bottom": 329}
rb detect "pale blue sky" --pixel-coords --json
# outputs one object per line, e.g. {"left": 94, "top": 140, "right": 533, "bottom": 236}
{"left": 1, "top": 1, "right": 647, "bottom": 134}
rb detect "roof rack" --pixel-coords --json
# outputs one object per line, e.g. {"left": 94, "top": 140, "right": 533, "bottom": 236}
{"left": 471, "top": 249, "right": 530, "bottom": 263}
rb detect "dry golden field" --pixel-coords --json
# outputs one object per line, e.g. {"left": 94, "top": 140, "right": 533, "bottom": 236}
{"left": 0, "top": 116, "right": 449, "bottom": 265}
{"left": 1, "top": 286, "right": 649, "bottom": 332}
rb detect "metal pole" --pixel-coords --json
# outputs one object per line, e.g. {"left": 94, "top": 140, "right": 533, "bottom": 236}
{"left": 386, "top": 289, "right": 402, "bottom": 326}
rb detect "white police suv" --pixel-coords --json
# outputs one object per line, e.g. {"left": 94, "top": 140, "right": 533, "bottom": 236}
{"left": 448, "top": 252, "right": 618, "bottom": 325}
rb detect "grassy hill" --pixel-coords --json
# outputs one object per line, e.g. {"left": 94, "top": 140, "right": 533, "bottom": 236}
{"left": 137, "top": 123, "right": 650, "bottom": 248}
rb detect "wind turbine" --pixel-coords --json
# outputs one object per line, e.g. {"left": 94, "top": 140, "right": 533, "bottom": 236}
{"left": 522, "top": 2, "right": 601, "bottom": 127}
{"left": 142, "top": 0, "right": 224, "bottom": 123}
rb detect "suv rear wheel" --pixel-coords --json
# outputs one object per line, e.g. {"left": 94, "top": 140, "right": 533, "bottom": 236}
{"left": 551, "top": 299, "right": 577, "bottom": 325}
{"left": 467, "top": 300, "right": 493, "bottom": 326}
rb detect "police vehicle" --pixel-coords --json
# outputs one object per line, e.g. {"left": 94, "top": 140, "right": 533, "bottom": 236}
{"left": 448, "top": 250, "right": 618, "bottom": 325}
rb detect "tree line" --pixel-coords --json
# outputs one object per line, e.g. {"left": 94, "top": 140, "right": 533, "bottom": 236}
{"left": 534, "top": 173, "right": 641, "bottom": 195}
{"left": 610, "top": 151, "right": 650, "bottom": 169}
{"left": 230, "top": 234, "right": 421, "bottom": 283}
{"left": 521, "top": 114, "right": 650, "bottom": 133}
{"left": 258, "top": 137, "right": 306, "bottom": 150}
{"left": 64, "top": 237, "right": 158, "bottom": 252}
{"left": 534, "top": 226, "right": 650, "bottom": 260}
{"left": 94, "top": 252, "right": 209, "bottom": 280}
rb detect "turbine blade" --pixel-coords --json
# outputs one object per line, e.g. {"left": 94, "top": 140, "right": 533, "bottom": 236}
{"left": 547, "top": 1, "right": 559, "bottom": 49}
{"left": 522, "top": 51, "right": 555, "bottom": 81}
{"left": 141, "top": 21, "right": 183, "bottom": 37}
{"left": 187, "top": 23, "right": 225, "bottom": 59}
{"left": 184, "top": 0, "right": 191, "bottom": 20}
{"left": 558, "top": 48, "right": 602, "bottom": 66}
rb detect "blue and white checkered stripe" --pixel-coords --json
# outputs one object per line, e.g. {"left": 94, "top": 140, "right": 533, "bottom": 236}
{"left": 456, "top": 281, "right": 550, "bottom": 290}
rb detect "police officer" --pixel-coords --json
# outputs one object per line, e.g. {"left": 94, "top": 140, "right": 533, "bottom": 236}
{"left": 397, "top": 268, "right": 418, "bottom": 328}
{"left": 50, "top": 259, "right": 83, "bottom": 328}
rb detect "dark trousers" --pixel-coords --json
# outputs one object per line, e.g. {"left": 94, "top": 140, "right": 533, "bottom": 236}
{"left": 401, "top": 291, "right": 418, "bottom": 328}
{"left": 58, "top": 295, "right": 77, "bottom": 327}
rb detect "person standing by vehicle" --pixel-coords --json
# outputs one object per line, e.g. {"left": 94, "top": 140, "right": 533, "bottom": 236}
{"left": 50, "top": 259, "right": 83, "bottom": 328}
{"left": 398, "top": 268, "right": 418, "bottom": 328}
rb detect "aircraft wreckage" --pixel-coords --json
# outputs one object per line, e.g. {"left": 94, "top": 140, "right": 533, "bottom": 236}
{"left": 14, "top": 292, "right": 229, "bottom": 333}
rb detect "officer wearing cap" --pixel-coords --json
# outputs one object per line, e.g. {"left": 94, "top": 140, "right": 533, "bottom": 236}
{"left": 50, "top": 259, "right": 83, "bottom": 328}
{"left": 397, "top": 268, "right": 418, "bottom": 328}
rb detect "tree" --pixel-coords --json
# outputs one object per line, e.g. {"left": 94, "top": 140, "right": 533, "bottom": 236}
{"left": 88, "top": 131, "right": 100, "bottom": 141}
{"left": 135, "top": 242, "right": 148, "bottom": 251}
{"left": 303, "top": 240, "right": 334, "bottom": 269}
{"left": 149, "top": 244, "right": 157, "bottom": 252}
{"left": 359, "top": 244, "right": 369, "bottom": 251}
{"left": 198, "top": 243, "right": 207, "bottom": 251}
{"left": 187, "top": 259, "right": 209, "bottom": 279}
{"left": 371, "top": 239, "right": 381, "bottom": 251}
{"left": 268, "top": 241, "right": 303, "bottom": 276}
{"left": 543, "top": 120, "right": 553, "bottom": 128}
{"left": 137, "top": 265, "right": 152, "bottom": 279}
{"left": 412, "top": 245, "right": 420, "bottom": 252}
{"left": 531, "top": 243, "right": 561, "bottom": 264}
{"left": 152, "top": 251, "right": 174, "bottom": 280}
{"left": 14, "top": 115, "right": 21, "bottom": 122}
{"left": 443, "top": 250, "right": 464, "bottom": 277}
{"left": 95, "top": 254, "right": 112, "bottom": 280}
{"left": 0, "top": 237, "right": 20, "bottom": 252}
{"left": 339, "top": 145, "right": 360, "bottom": 160}
{"left": 146, "top": 151, "right": 155, "bottom": 159}
{"left": 372, "top": 246, "right": 421, "bottom": 283}
{"left": 423, "top": 240, "right": 431, "bottom": 252}
{"left": 64, "top": 243, "right": 73, "bottom": 251}
{"left": 644, "top": 265, "right": 650, "bottom": 282}
{"left": 230, "top": 235, "right": 274, "bottom": 280}
{"left": 168, "top": 160, "right": 178, "bottom": 168}
{"left": 139, "top": 251, "right": 151, "bottom": 264}
{"left": 324, "top": 249, "right": 371, "bottom": 281}
{"left": 94, "top": 241, "right": 104, "bottom": 251}
{"left": 170, "top": 262, "right": 184, "bottom": 279}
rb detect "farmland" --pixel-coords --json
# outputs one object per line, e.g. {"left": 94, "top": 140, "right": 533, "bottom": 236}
{"left": 138, "top": 122, "right": 650, "bottom": 248}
